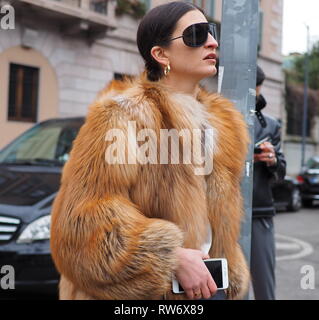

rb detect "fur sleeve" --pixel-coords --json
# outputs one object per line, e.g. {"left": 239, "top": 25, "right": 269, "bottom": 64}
{"left": 204, "top": 94, "right": 250, "bottom": 300}
{"left": 50, "top": 97, "right": 184, "bottom": 300}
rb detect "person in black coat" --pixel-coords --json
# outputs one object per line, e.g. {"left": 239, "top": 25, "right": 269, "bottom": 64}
{"left": 250, "top": 66, "right": 287, "bottom": 300}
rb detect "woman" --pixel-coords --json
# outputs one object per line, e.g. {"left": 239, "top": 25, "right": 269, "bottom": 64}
{"left": 50, "top": 1, "right": 250, "bottom": 300}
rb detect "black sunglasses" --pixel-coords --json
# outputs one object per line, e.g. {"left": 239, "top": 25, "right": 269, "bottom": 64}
{"left": 170, "top": 22, "right": 218, "bottom": 47}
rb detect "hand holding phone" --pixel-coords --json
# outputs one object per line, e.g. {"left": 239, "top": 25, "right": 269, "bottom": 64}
{"left": 254, "top": 137, "right": 277, "bottom": 166}
{"left": 172, "top": 258, "right": 229, "bottom": 295}
{"left": 254, "top": 136, "right": 270, "bottom": 154}
{"left": 172, "top": 248, "right": 217, "bottom": 299}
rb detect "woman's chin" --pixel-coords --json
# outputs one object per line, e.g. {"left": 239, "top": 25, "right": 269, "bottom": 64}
{"left": 202, "top": 66, "right": 217, "bottom": 78}
{"left": 185, "top": 66, "right": 217, "bottom": 81}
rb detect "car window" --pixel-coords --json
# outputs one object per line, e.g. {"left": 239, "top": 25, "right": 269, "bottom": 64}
{"left": 306, "top": 158, "right": 319, "bottom": 169}
{"left": 55, "top": 127, "right": 80, "bottom": 162}
{"left": 16, "top": 127, "right": 61, "bottom": 160}
{"left": 0, "top": 120, "right": 83, "bottom": 166}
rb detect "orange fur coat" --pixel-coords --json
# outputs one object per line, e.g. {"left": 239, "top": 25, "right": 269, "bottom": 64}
{"left": 50, "top": 74, "right": 250, "bottom": 300}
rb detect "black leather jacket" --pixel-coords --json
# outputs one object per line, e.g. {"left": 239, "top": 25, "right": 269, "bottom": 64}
{"left": 252, "top": 107, "right": 286, "bottom": 218}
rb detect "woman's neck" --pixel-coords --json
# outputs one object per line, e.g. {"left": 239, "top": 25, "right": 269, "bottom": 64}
{"left": 159, "top": 73, "right": 200, "bottom": 99}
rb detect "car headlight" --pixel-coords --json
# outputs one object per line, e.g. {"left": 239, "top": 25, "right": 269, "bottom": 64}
{"left": 17, "top": 215, "right": 51, "bottom": 244}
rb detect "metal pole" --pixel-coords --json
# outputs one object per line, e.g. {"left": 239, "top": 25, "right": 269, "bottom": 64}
{"left": 301, "top": 25, "right": 310, "bottom": 169}
{"left": 219, "top": 0, "right": 259, "bottom": 298}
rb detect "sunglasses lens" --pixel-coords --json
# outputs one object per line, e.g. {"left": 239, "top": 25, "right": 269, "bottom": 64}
{"left": 183, "top": 23, "right": 209, "bottom": 47}
{"left": 183, "top": 23, "right": 218, "bottom": 47}
{"left": 208, "top": 23, "right": 218, "bottom": 43}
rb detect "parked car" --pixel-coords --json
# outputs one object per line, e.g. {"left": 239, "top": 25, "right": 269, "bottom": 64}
{"left": 297, "top": 156, "right": 319, "bottom": 207}
{"left": 0, "top": 117, "right": 84, "bottom": 294}
{"left": 271, "top": 176, "right": 301, "bottom": 212}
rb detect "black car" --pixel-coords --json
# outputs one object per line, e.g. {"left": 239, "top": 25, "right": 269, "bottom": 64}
{"left": 0, "top": 117, "right": 84, "bottom": 294}
{"left": 271, "top": 176, "right": 301, "bottom": 212}
{"left": 297, "top": 157, "right": 319, "bottom": 207}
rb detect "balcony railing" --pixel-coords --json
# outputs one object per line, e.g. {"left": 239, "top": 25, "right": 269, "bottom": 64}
{"left": 50, "top": 0, "right": 81, "bottom": 9}
{"left": 10, "top": 0, "right": 117, "bottom": 39}
{"left": 49, "top": 0, "right": 110, "bottom": 15}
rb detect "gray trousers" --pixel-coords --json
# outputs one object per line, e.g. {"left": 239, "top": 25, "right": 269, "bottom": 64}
{"left": 250, "top": 217, "right": 276, "bottom": 300}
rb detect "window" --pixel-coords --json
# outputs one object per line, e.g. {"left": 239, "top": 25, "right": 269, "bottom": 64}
{"left": 185, "top": 0, "right": 215, "bottom": 19}
{"left": 286, "top": 106, "right": 311, "bottom": 137}
{"left": 285, "top": 85, "right": 315, "bottom": 138}
{"left": 306, "top": 158, "right": 319, "bottom": 169}
{"left": 8, "top": 63, "right": 39, "bottom": 123}
{"left": 90, "top": 0, "right": 108, "bottom": 15}
{"left": 0, "top": 118, "right": 84, "bottom": 165}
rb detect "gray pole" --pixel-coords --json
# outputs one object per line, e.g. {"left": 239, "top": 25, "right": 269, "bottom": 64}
{"left": 301, "top": 25, "right": 310, "bottom": 169}
{"left": 218, "top": 0, "right": 259, "bottom": 296}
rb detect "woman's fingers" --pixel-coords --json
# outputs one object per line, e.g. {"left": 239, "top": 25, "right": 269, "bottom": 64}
{"left": 191, "top": 277, "right": 217, "bottom": 300}
{"left": 192, "top": 287, "right": 202, "bottom": 300}
{"left": 200, "top": 283, "right": 212, "bottom": 299}
{"left": 174, "top": 248, "right": 217, "bottom": 300}
{"left": 185, "top": 288, "right": 195, "bottom": 300}
{"left": 207, "top": 275, "right": 218, "bottom": 296}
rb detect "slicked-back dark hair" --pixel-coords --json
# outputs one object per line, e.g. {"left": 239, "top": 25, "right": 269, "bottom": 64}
{"left": 137, "top": 1, "right": 203, "bottom": 81}
{"left": 256, "top": 65, "right": 266, "bottom": 86}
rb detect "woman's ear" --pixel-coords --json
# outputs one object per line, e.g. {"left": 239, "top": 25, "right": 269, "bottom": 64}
{"left": 150, "top": 46, "right": 170, "bottom": 67}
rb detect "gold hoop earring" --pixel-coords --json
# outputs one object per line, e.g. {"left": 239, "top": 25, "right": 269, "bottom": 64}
{"left": 164, "top": 63, "right": 171, "bottom": 76}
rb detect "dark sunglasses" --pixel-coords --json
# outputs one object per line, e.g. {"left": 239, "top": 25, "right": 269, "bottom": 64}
{"left": 170, "top": 22, "right": 218, "bottom": 47}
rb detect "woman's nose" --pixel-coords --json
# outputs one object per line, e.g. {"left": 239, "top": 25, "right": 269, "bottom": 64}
{"left": 205, "top": 33, "right": 218, "bottom": 49}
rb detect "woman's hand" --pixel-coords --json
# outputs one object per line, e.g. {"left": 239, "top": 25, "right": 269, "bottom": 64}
{"left": 174, "top": 247, "right": 217, "bottom": 300}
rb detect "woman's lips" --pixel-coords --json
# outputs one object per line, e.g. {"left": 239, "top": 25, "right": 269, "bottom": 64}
{"left": 204, "top": 53, "right": 217, "bottom": 60}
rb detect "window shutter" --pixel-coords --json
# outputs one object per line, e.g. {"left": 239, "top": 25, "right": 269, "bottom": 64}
{"left": 7, "top": 63, "right": 39, "bottom": 122}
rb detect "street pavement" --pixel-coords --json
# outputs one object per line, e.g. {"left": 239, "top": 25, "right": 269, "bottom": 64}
{"left": 273, "top": 203, "right": 319, "bottom": 300}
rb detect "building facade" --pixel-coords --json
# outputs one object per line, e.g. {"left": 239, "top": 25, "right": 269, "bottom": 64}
{"left": 258, "top": 0, "right": 284, "bottom": 121}
{"left": 0, "top": 0, "right": 144, "bottom": 148}
{"left": 0, "top": 0, "right": 285, "bottom": 156}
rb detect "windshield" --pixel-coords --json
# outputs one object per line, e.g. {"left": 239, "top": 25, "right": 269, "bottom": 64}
{"left": 0, "top": 119, "right": 83, "bottom": 166}
{"left": 306, "top": 158, "right": 319, "bottom": 170}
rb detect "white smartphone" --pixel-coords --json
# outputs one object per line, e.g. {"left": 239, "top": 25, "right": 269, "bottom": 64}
{"left": 172, "top": 258, "right": 229, "bottom": 294}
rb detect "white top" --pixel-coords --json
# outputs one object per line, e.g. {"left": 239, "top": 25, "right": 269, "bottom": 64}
{"left": 200, "top": 225, "right": 212, "bottom": 255}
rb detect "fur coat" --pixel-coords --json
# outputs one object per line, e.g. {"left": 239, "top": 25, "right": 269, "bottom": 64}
{"left": 50, "top": 73, "right": 250, "bottom": 300}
